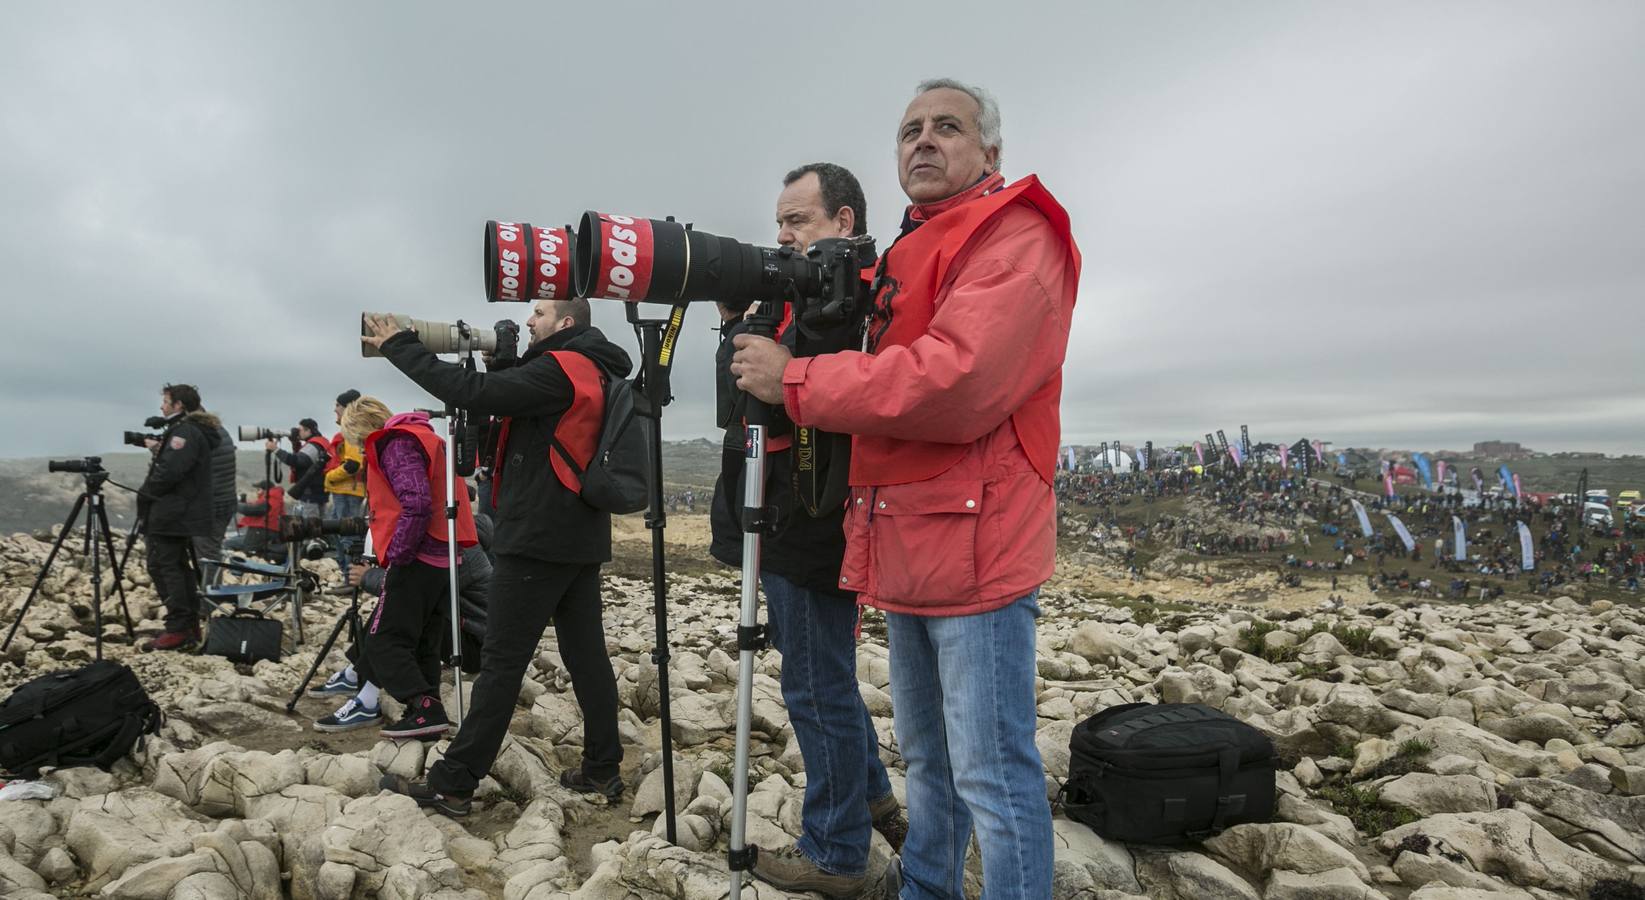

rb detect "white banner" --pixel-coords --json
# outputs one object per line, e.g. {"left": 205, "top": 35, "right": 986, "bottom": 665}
{"left": 1452, "top": 515, "right": 1467, "bottom": 561}
{"left": 1351, "top": 499, "right": 1373, "bottom": 537}
{"left": 1518, "top": 521, "right": 1535, "bottom": 571}
{"left": 1387, "top": 514, "right": 1416, "bottom": 552}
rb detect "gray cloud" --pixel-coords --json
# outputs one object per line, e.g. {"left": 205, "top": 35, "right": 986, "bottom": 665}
{"left": 2, "top": 2, "right": 1639, "bottom": 462}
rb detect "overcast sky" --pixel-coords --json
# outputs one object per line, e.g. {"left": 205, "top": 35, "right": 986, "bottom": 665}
{"left": 3, "top": 2, "right": 1641, "bottom": 461}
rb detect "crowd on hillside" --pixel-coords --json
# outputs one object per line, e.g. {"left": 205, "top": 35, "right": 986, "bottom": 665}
{"left": 1055, "top": 465, "right": 1644, "bottom": 598}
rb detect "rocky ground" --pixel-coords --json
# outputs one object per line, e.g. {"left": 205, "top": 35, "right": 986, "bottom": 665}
{"left": 1, "top": 519, "right": 1644, "bottom": 900}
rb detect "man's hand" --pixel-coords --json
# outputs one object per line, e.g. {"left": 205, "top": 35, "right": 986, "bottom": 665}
{"left": 361, "top": 314, "right": 408, "bottom": 352}
{"left": 345, "top": 563, "right": 371, "bottom": 587}
{"left": 144, "top": 437, "right": 160, "bottom": 452}
{"left": 264, "top": 438, "right": 277, "bottom": 453}
{"left": 730, "top": 333, "right": 792, "bottom": 404}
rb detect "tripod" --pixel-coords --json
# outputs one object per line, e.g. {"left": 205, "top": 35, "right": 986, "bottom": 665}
{"left": 727, "top": 306, "right": 781, "bottom": 894}
{"left": 3, "top": 465, "right": 136, "bottom": 659}
{"left": 287, "top": 531, "right": 373, "bottom": 711}
{"left": 627, "top": 301, "right": 689, "bottom": 845}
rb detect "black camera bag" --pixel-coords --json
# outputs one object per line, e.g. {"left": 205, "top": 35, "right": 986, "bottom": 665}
{"left": 204, "top": 609, "right": 283, "bottom": 664}
{"left": 0, "top": 660, "right": 162, "bottom": 778}
{"left": 1062, "top": 702, "right": 1277, "bottom": 844}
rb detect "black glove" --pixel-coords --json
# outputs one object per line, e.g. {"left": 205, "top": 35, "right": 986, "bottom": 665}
{"left": 343, "top": 459, "right": 360, "bottom": 474}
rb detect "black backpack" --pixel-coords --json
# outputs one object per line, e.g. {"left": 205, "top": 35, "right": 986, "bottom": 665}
{"left": 0, "top": 660, "right": 163, "bottom": 778}
{"left": 550, "top": 367, "right": 652, "bottom": 515}
{"left": 1062, "top": 702, "right": 1277, "bottom": 844}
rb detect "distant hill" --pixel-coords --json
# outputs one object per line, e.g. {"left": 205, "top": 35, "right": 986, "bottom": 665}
{"left": 0, "top": 440, "right": 728, "bottom": 536}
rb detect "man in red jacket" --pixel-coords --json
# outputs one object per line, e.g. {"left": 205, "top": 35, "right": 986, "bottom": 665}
{"left": 734, "top": 78, "right": 1079, "bottom": 899}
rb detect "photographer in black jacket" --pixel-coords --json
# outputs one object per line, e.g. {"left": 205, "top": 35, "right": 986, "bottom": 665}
{"left": 138, "top": 383, "right": 222, "bottom": 652}
{"left": 711, "top": 164, "right": 903, "bottom": 894}
{"left": 362, "top": 298, "right": 634, "bottom": 816}
{"left": 194, "top": 394, "right": 238, "bottom": 585}
{"left": 268, "top": 419, "right": 330, "bottom": 518}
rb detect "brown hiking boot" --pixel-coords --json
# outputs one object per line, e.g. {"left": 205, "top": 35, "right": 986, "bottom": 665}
{"left": 870, "top": 793, "right": 908, "bottom": 853}
{"left": 751, "top": 845, "right": 867, "bottom": 898}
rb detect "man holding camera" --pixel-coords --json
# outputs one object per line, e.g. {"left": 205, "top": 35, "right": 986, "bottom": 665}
{"left": 710, "top": 163, "right": 904, "bottom": 896}
{"left": 269, "top": 418, "right": 330, "bottom": 518}
{"left": 139, "top": 383, "right": 225, "bottom": 652}
{"left": 734, "top": 80, "right": 1080, "bottom": 898}
{"left": 362, "top": 297, "right": 632, "bottom": 815}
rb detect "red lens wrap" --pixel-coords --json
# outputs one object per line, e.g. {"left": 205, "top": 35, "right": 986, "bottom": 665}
{"left": 490, "top": 221, "right": 530, "bottom": 302}
{"left": 590, "top": 213, "right": 654, "bottom": 302}
{"left": 528, "top": 226, "right": 571, "bottom": 300}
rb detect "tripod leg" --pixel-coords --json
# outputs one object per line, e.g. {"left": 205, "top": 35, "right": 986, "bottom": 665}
{"left": 87, "top": 496, "right": 105, "bottom": 661}
{"left": 2, "top": 494, "right": 87, "bottom": 652}
{"left": 94, "top": 502, "right": 136, "bottom": 638}
{"left": 637, "top": 320, "right": 679, "bottom": 845}
{"left": 287, "top": 591, "right": 361, "bottom": 712}
{"left": 728, "top": 420, "right": 769, "bottom": 895}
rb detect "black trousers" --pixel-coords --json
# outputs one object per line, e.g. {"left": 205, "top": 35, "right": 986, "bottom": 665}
{"left": 357, "top": 561, "right": 447, "bottom": 704}
{"left": 146, "top": 534, "right": 201, "bottom": 632}
{"left": 429, "top": 555, "right": 618, "bottom": 794}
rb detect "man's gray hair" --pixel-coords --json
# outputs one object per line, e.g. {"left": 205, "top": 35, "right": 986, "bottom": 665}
{"left": 915, "top": 77, "right": 1003, "bottom": 167}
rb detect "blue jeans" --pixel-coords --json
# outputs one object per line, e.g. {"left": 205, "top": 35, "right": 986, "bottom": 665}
{"left": 887, "top": 593, "right": 1052, "bottom": 899}
{"left": 763, "top": 572, "right": 893, "bottom": 877}
{"left": 327, "top": 494, "right": 364, "bottom": 568}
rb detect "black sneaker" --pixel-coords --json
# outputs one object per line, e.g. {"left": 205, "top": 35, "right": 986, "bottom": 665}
{"left": 380, "top": 694, "right": 450, "bottom": 741}
{"left": 560, "top": 766, "right": 624, "bottom": 803}
{"left": 378, "top": 772, "right": 471, "bottom": 817}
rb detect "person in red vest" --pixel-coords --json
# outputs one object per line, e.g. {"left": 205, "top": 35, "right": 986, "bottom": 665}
{"left": 224, "top": 480, "right": 287, "bottom": 563}
{"left": 313, "top": 395, "right": 478, "bottom": 739}
{"left": 362, "top": 296, "right": 632, "bottom": 816}
{"left": 734, "top": 78, "right": 1080, "bottom": 899}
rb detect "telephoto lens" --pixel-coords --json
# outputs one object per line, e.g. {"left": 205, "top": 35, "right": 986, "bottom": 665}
{"left": 574, "top": 212, "right": 825, "bottom": 306}
{"left": 484, "top": 221, "right": 574, "bottom": 303}
{"left": 360, "top": 314, "right": 499, "bottom": 358}
{"left": 48, "top": 457, "right": 102, "bottom": 474}
{"left": 238, "top": 426, "right": 278, "bottom": 442}
{"left": 123, "top": 431, "right": 159, "bottom": 448}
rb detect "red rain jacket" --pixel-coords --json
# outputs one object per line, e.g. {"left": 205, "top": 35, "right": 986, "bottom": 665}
{"left": 781, "top": 173, "right": 1080, "bottom": 616}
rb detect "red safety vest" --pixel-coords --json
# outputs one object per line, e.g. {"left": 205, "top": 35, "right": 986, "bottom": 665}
{"left": 364, "top": 422, "right": 478, "bottom": 556}
{"left": 323, "top": 432, "right": 345, "bottom": 473}
{"left": 289, "top": 435, "right": 332, "bottom": 483}
{"left": 851, "top": 175, "right": 1078, "bottom": 487}
{"left": 236, "top": 486, "right": 284, "bottom": 531}
{"left": 491, "top": 350, "right": 606, "bottom": 500}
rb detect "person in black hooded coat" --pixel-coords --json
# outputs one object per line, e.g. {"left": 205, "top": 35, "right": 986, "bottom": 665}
{"left": 138, "top": 383, "right": 222, "bottom": 651}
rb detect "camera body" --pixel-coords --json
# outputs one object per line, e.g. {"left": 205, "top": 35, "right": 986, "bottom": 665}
{"left": 123, "top": 431, "right": 161, "bottom": 448}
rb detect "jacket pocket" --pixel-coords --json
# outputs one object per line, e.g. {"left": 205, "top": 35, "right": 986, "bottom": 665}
{"left": 837, "top": 493, "right": 871, "bottom": 594}
{"left": 869, "top": 479, "right": 983, "bottom": 605}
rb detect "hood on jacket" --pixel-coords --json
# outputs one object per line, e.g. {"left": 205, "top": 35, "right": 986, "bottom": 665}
{"left": 383, "top": 410, "right": 432, "bottom": 431}
{"left": 185, "top": 410, "right": 224, "bottom": 449}
{"left": 524, "top": 325, "right": 633, "bottom": 380}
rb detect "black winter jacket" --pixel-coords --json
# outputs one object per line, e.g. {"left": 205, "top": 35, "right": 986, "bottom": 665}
{"left": 208, "top": 422, "right": 236, "bottom": 524}
{"left": 379, "top": 325, "right": 633, "bottom": 564}
{"left": 139, "top": 410, "right": 222, "bottom": 538}
{"left": 708, "top": 322, "right": 849, "bottom": 597}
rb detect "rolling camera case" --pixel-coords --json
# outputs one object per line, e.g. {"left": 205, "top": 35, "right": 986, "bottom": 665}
{"left": 1062, "top": 702, "right": 1277, "bottom": 844}
{"left": 0, "top": 660, "right": 163, "bottom": 778}
{"left": 204, "top": 609, "right": 283, "bottom": 664}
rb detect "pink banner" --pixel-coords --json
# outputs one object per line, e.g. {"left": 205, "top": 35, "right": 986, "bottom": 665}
{"left": 1312, "top": 440, "right": 1325, "bottom": 463}
{"left": 1512, "top": 473, "right": 1523, "bottom": 501}
{"left": 1194, "top": 441, "right": 1205, "bottom": 465}
{"left": 1384, "top": 473, "right": 1396, "bottom": 498}
{"left": 1279, "top": 444, "right": 1290, "bottom": 471}
{"left": 1436, "top": 460, "right": 1448, "bottom": 487}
